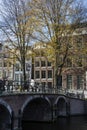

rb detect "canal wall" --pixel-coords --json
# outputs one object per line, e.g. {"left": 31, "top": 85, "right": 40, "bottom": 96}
{"left": 69, "top": 98, "right": 86, "bottom": 116}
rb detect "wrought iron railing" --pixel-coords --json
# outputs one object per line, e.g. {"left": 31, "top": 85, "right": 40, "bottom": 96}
{"left": 0, "top": 80, "right": 65, "bottom": 94}
{"left": 0, "top": 80, "right": 85, "bottom": 99}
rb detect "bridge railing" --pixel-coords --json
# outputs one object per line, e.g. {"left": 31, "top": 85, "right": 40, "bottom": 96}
{"left": 0, "top": 80, "right": 85, "bottom": 99}
{"left": 0, "top": 80, "right": 66, "bottom": 95}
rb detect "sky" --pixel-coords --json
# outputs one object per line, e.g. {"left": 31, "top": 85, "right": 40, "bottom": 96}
{"left": 0, "top": 0, "right": 87, "bottom": 7}
{"left": 0, "top": 0, "right": 86, "bottom": 43}
{"left": 0, "top": 0, "right": 87, "bottom": 3}
{"left": 83, "top": 0, "right": 87, "bottom": 4}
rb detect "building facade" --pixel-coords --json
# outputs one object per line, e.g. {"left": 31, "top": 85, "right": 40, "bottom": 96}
{"left": 0, "top": 24, "right": 87, "bottom": 91}
{"left": 0, "top": 43, "right": 32, "bottom": 86}
{"left": 14, "top": 60, "right": 32, "bottom": 85}
{"left": 62, "top": 26, "right": 87, "bottom": 91}
{"left": 0, "top": 43, "right": 13, "bottom": 80}
{"left": 34, "top": 56, "right": 54, "bottom": 88}
{"left": 32, "top": 25, "right": 87, "bottom": 91}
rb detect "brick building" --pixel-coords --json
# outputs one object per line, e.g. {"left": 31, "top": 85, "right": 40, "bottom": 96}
{"left": 32, "top": 25, "right": 87, "bottom": 91}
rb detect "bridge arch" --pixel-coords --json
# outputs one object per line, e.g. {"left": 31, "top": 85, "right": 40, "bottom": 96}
{"left": 55, "top": 96, "right": 68, "bottom": 104}
{"left": 54, "top": 96, "right": 70, "bottom": 117}
{"left": 0, "top": 99, "right": 13, "bottom": 129}
{"left": 21, "top": 95, "right": 52, "bottom": 122}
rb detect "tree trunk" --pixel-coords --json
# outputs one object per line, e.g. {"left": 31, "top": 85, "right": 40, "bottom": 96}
{"left": 21, "top": 55, "right": 26, "bottom": 90}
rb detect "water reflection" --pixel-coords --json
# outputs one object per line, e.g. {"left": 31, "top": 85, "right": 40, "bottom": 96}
{"left": 22, "top": 116, "right": 87, "bottom": 130}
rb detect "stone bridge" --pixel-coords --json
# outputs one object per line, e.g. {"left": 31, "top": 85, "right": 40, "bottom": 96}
{"left": 0, "top": 92, "right": 87, "bottom": 130}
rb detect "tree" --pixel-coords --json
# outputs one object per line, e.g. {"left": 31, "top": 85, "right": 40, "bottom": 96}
{"left": 30, "top": 0, "right": 87, "bottom": 88}
{"left": 0, "top": 0, "right": 34, "bottom": 88}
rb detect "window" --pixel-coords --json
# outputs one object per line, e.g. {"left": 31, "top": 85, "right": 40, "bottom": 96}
{"left": 8, "top": 71, "right": 12, "bottom": 77}
{"left": 26, "top": 63, "right": 31, "bottom": 71}
{"left": 66, "top": 58, "right": 72, "bottom": 67}
{"left": 0, "top": 62, "right": 2, "bottom": 67}
{"left": 4, "top": 53, "right": 9, "bottom": 58}
{"left": 47, "top": 61, "right": 51, "bottom": 66}
{"left": 35, "top": 71, "right": 40, "bottom": 79}
{"left": 0, "top": 45, "right": 2, "bottom": 51}
{"left": 58, "top": 57, "right": 63, "bottom": 66}
{"left": 0, "top": 71, "right": 2, "bottom": 77}
{"left": 57, "top": 76, "right": 62, "bottom": 87}
{"left": 48, "top": 70, "right": 52, "bottom": 78}
{"left": 15, "top": 74, "right": 19, "bottom": 81}
{"left": 41, "top": 70, "right": 46, "bottom": 78}
{"left": 0, "top": 54, "right": 2, "bottom": 58}
{"left": 9, "top": 62, "right": 11, "bottom": 67}
{"left": 4, "top": 62, "right": 7, "bottom": 67}
{"left": 75, "top": 56, "right": 82, "bottom": 67}
{"left": 73, "top": 36, "right": 82, "bottom": 48}
{"left": 76, "top": 36, "right": 82, "bottom": 48}
{"left": 67, "top": 75, "right": 72, "bottom": 89}
{"left": 20, "top": 74, "right": 23, "bottom": 82}
{"left": 35, "top": 61, "right": 40, "bottom": 67}
{"left": 77, "top": 57, "right": 82, "bottom": 67}
{"left": 15, "top": 63, "right": 20, "bottom": 71}
{"left": 77, "top": 75, "right": 83, "bottom": 89}
{"left": 3, "top": 71, "right": 6, "bottom": 78}
{"left": 41, "top": 61, "right": 46, "bottom": 67}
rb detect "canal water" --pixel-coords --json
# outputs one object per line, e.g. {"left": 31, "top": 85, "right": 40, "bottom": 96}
{"left": 22, "top": 116, "right": 87, "bottom": 130}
